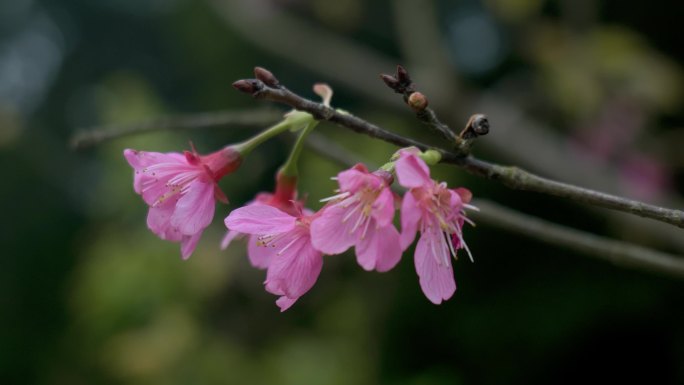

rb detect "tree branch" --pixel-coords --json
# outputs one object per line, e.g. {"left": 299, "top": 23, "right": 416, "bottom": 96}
{"left": 232, "top": 73, "right": 684, "bottom": 229}
{"left": 471, "top": 200, "right": 684, "bottom": 278}
{"left": 70, "top": 108, "right": 282, "bottom": 149}
{"left": 304, "top": 130, "right": 684, "bottom": 279}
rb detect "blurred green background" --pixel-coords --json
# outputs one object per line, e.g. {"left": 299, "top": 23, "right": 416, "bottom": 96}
{"left": 2, "top": 0, "right": 683, "bottom": 384}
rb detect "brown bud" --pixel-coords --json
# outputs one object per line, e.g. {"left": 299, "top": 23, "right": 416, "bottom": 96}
{"left": 232, "top": 79, "right": 258, "bottom": 94}
{"left": 380, "top": 74, "right": 399, "bottom": 90}
{"left": 468, "top": 114, "right": 489, "bottom": 135}
{"left": 407, "top": 92, "right": 428, "bottom": 111}
{"left": 254, "top": 67, "right": 279, "bottom": 87}
{"left": 396, "top": 65, "right": 411, "bottom": 85}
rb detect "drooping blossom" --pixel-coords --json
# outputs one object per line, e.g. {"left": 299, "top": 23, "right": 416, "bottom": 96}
{"left": 124, "top": 146, "right": 241, "bottom": 259}
{"left": 225, "top": 205, "right": 322, "bottom": 311}
{"left": 310, "top": 164, "right": 401, "bottom": 272}
{"left": 395, "top": 148, "right": 474, "bottom": 304}
{"left": 221, "top": 172, "right": 304, "bottom": 269}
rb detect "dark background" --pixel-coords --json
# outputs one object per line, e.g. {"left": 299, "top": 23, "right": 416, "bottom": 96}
{"left": 1, "top": 0, "right": 683, "bottom": 384}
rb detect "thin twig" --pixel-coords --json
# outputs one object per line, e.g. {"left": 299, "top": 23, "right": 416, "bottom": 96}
{"left": 304, "top": 130, "right": 684, "bottom": 279}
{"left": 70, "top": 108, "right": 282, "bottom": 149}
{"left": 471, "top": 200, "right": 684, "bottom": 278}
{"left": 233, "top": 74, "right": 684, "bottom": 229}
{"left": 381, "top": 66, "right": 458, "bottom": 143}
{"left": 209, "top": 1, "right": 684, "bottom": 251}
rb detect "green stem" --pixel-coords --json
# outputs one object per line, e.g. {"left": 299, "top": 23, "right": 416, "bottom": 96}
{"left": 233, "top": 119, "right": 292, "bottom": 155}
{"left": 279, "top": 122, "right": 317, "bottom": 177}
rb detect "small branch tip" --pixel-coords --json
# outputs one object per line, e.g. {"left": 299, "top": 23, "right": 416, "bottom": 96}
{"left": 232, "top": 79, "right": 259, "bottom": 94}
{"left": 254, "top": 67, "right": 279, "bottom": 88}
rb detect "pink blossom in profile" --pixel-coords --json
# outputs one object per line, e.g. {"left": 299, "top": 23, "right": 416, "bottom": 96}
{"left": 221, "top": 173, "right": 304, "bottom": 269}
{"left": 395, "top": 149, "right": 475, "bottom": 305}
{"left": 124, "top": 146, "right": 241, "bottom": 259}
{"left": 225, "top": 205, "right": 322, "bottom": 311}
{"left": 310, "top": 164, "right": 402, "bottom": 272}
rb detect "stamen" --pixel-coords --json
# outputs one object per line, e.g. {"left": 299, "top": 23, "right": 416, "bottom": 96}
{"left": 464, "top": 203, "right": 479, "bottom": 211}
{"left": 454, "top": 229, "right": 474, "bottom": 263}
{"left": 445, "top": 231, "right": 457, "bottom": 259}
{"left": 350, "top": 207, "right": 368, "bottom": 233}
{"left": 277, "top": 237, "right": 299, "bottom": 256}
{"left": 360, "top": 215, "right": 372, "bottom": 239}
{"left": 342, "top": 201, "right": 362, "bottom": 223}
{"left": 320, "top": 191, "right": 350, "bottom": 202}
{"left": 462, "top": 216, "right": 476, "bottom": 227}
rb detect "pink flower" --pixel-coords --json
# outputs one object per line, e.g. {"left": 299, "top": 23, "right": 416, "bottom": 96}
{"left": 124, "top": 146, "right": 241, "bottom": 259}
{"left": 310, "top": 164, "right": 401, "bottom": 272}
{"left": 221, "top": 173, "right": 304, "bottom": 269}
{"left": 395, "top": 149, "right": 474, "bottom": 304}
{"left": 225, "top": 205, "right": 322, "bottom": 311}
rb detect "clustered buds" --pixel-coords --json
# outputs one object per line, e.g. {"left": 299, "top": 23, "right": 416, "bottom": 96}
{"left": 380, "top": 65, "right": 415, "bottom": 96}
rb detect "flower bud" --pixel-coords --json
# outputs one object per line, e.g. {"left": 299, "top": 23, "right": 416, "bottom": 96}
{"left": 469, "top": 114, "right": 489, "bottom": 135}
{"left": 232, "top": 79, "right": 258, "bottom": 94}
{"left": 380, "top": 74, "right": 399, "bottom": 90}
{"left": 254, "top": 67, "right": 279, "bottom": 87}
{"left": 407, "top": 92, "right": 428, "bottom": 112}
{"left": 396, "top": 65, "right": 411, "bottom": 84}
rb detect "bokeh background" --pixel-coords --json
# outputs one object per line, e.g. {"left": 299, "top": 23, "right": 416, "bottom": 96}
{"left": 2, "top": 0, "right": 684, "bottom": 384}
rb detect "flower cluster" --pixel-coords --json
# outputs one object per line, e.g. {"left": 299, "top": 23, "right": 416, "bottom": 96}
{"left": 124, "top": 86, "right": 475, "bottom": 311}
{"left": 126, "top": 145, "right": 474, "bottom": 310}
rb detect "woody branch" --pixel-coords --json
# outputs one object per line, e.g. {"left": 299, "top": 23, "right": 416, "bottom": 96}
{"left": 232, "top": 67, "right": 684, "bottom": 230}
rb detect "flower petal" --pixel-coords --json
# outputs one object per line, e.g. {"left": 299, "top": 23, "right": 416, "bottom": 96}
{"left": 180, "top": 232, "right": 203, "bottom": 260}
{"left": 225, "top": 205, "right": 296, "bottom": 234}
{"left": 146, "top": 199, "right": 182, "bottom": 241}
{"left": 395, "top": 152, "right": 432, "bottom": 188}
{"left": 265, "top": 235, "right": 323, "bottom": 300}
{"left": 371, "top": 187, "right": 395, "bottom": 227}
{"left": 356, "top": 224, "right": 402, "bottom": 272}
{"left": 171, "top": 181, "right": 215, "bottom": 235}
{"left": 414, "top": 229, "right": 456, "bottom": 304}
{"left": 310, "top": 204, "right": 360, "bottom": 254}
{"left": 275, "top": 296, "right": 298, "bottom": 312}
{"left": 220, "top": 230, "right": 243, "bottom": 250}
{"left": 247, "top": 234, "right": 274, "bottom": 269}
{"left": 337, "top": 167, "right": 368, "bottom": 192}
{"left": 399, "top": 191, "right": 421, "bottom": 250}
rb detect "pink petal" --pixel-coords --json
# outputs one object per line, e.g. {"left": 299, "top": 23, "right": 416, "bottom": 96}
{"left": 414, "top": 229, "right": 456, "bottom": 304}
{"left": 337, "top": 168, "right": 368, "bottom": 192}
{"left": 275, "top": 296, "right": 298, "bottom": 312}
{"left": 395, "top": 152, "right": 432, "bottom": 188}
{"left": 371, "top": 187, "right": 395, "bottom": 227}
{"left": 453, "top": 187, "right": 472, "bottom": 204}
{"left": 265, "top": 235, "right": 323, "bottom": 300}
{"left": 247, "top": 234, "right": 274, "bottom": 269}
{"left": 356, "top": 224, "right": 402, "bottom": 272}
{"left": 180, "top": 232, "right": 203, "bottom": 260}
{"left": 171, "top": 181, "right": 216, "bottom": 235}
{"left": 220, "top": 230, "right": 243, "bottom": 250}
{"left": 146, "top": 200, "right": 182, "bottom": 241}
{"left": 310, "top": 204, "right": 360, "bottom": 254}
{"left": 448, "top": 189, "right": 463, "bottom": 210}
{"left": 124, "top": 149, "right": 184, "bottom": 169}
{"left": 399, "top": 191, "right": 422, "bottom": 250}
{"left": 225, "top": 205, "right": 296, "bottom": 234}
